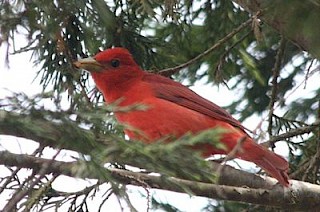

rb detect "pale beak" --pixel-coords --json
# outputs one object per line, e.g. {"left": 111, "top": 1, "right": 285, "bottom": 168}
{"left": 73, "top": 57, "right": 104, "bottom": 72}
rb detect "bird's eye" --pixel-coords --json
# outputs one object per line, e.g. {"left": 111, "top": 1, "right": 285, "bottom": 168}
{"left": 111, "top": 59, "right": 120, "bottom": 68}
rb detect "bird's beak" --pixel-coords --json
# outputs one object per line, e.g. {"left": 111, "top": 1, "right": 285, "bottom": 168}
{"left": 73, "top": 57, "right": 104, "bottom": 72}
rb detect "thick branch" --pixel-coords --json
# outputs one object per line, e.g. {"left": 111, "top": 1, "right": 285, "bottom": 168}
{"left": 1, "top": 110, "right": 320, "bottom": 208}
{"left": 232, "top": 0, "right": 320, "bottom": 59}
{"left": 1, "top": 150, "right": 320, "bottom": 210}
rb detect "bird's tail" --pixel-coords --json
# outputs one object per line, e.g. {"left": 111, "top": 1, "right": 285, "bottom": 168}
{"left": 240, "top": 141, "right": 290, "bottom": 187}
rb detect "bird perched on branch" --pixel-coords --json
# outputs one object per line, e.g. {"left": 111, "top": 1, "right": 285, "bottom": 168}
{"left": 74, "top": 47, "right": 290, "bottom": 187}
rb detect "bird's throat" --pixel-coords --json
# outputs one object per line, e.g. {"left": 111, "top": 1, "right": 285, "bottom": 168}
{"left": 91, "top": 70, "right": 144, "bottom": 104}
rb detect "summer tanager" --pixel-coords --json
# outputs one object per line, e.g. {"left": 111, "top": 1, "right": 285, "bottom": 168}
{"left": 74, "top": 47, "right": 289, "bottom": 187}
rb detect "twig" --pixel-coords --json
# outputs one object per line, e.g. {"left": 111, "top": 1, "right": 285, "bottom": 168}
{"left": 215, "top": 136, "right": 246, "bottom": 199}
{"left": 215, "top": 136, "right": 247, "bottom": 180}
{"left": 289, "top": 160, "right": 310, "bottom": 178}
{"left": 267, "top": 37, "right": 287, "bottom": 143}
{"left": 114, "top": 169, "right": 151, "bottom": 211}
{"left": 262, "top": 120, "right": 320, "bottom": 147}
{"left": 214, "top": 30, "right": 253, "bottom": 85}
{"left": 0, "top": 146, "right": 45, "bottom": 195}
{"left": 2, "top": 170, "right": 37, "bottom": 212}
{"left": 302, "top": 100, "right": 320, "bottom": 182}
{"left": 253, "top": 64, "right": 320, "bottom": 135}
{"left": 2, "top": 150, "right": 61, "bottom": 212}
{"left": 272, "top": 114, "right": 308, "bottom": 127}
{"left": 302, "top": 151, "right": 320, "bottom": 182}
{"left": 159, "top": 12, "right": 260, "bottom": 77}
{"left": 24, "top": 174, "right": 59, "bottom": 211}
{"left": 304, "top": 59, "right": 315, "bottom": 89}
{"left": 98, "top": 188, "right": 114, "bottom": 211}
{"left": 0, "top": 168, "right": 20, "bottom": 194}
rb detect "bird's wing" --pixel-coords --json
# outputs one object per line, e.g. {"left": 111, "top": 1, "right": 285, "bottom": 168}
{"left": 142, "top": 73, "right": 247, "bottom": 132}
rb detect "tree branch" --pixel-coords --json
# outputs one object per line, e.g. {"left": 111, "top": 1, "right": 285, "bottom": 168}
{"left": 267, "top": 37, "right": 286, "bottom": 140}
{"left": 262, "top": 119, "right": 320, "bottom": 147}
{"left": 0, "top": 150, "right": 320, "bottom": 210}
{"left": 1, "top": 109, "right": 320, "bottom": 209}
{"left": 232, "top": 0, "right": 320, "bottom": 59}
{"left": 159, "top": 13, "right": 256, "bottom": 76}
{"left": 0, "top": 110, "right": 97, "bottom": 154}
{"left": 2, "top": 109, "right": 317, "bottom": 157}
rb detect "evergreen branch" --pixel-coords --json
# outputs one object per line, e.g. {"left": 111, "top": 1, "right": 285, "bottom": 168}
{"left": 2, "top": 109, "right": 318, "bottom": 158}
{"left": 262, "top": 120, "right": 320, "bottom": 147}
{"left": 1, "top": 150, "right": 320, "bottom": 210}
{"left": 159, "top": 13, "right": 259, "bottom": 77}
{"left": 253, "top": 63, "right": 319, "bottom": 134}
{"left": 272, "top": 114, "right": 308, "bottom": 127}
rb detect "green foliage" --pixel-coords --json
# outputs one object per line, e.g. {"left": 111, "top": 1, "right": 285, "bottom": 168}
{"left": 1, "top": 0, "right": 317, "bottom": 121}
{"left": 1, "top": 0, "right": 320, "bottom": 211}
{"left": 1, "top": 0, "right": 317, "bottom": 120}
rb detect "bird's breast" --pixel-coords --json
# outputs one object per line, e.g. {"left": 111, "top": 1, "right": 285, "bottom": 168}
{"left": 114, "top": 97, "right": 226, "bottom": 142}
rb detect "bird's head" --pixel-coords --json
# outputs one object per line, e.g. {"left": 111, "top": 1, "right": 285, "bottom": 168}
{"left": 74, "top": 47, "right": 144, "bottom": 101}
{"left": 74, "top": 47, "right": 138, "bottom": 73}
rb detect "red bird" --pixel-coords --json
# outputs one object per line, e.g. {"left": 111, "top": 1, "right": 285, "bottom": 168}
{"left": 74, "top": 47, "right": 289, "bottom": 187}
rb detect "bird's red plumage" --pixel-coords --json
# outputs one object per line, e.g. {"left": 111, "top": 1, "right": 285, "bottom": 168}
{"left": 83, "top": 47, "right": 290, "bottom": 187}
